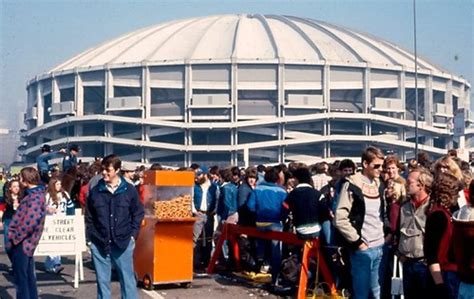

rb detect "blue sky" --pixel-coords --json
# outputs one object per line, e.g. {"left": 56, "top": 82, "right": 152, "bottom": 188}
{"left": 1, "top": 0, "right": 472, "bottom": 130}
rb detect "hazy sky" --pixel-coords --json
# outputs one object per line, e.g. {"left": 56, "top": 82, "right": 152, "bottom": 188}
{"left": 1, "top": 0, "right": 472, "bottom": 130}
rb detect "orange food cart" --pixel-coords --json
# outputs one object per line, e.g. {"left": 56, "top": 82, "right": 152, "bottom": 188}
{"left": 134, "top": 170, "right": 196, "bottom": 289}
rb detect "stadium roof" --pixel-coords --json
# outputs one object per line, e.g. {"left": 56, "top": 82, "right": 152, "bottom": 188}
{"left": 51, "top": 14, "right": 446, "bottom": 73}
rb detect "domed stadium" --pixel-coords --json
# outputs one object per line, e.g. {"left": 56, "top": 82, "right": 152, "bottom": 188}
{"left": 22, "top": 14, "right": 472, "bottom": 166}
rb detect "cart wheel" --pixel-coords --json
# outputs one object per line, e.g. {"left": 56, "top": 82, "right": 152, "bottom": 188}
{"left": 180, "top": 282, "right": 191, "bottom": 288}
{"left": 143, "top": 274, "right": 153, "bottom": 290}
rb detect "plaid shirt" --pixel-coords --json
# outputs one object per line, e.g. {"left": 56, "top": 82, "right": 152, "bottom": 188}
{"left": 7, "top": 185, "right": 46, "bottom": 256}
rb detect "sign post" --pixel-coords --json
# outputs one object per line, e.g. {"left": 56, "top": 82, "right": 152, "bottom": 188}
{"left": 34, "top": 209, "right": 86, "bottom": 288}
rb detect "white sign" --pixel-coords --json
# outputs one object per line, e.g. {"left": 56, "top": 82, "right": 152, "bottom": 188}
{"left": 34, "top": 209, "right": 85, "bottom": 288}
{"left": 35, "top": 213, "right": 86, "bottom": 255}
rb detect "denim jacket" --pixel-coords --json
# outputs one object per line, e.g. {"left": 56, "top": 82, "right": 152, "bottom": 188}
{"left": 36, "top": 151, "right": 63, "bottom": 173}
{"left": 193, "top": 181, "right": 218, "bottom": 213}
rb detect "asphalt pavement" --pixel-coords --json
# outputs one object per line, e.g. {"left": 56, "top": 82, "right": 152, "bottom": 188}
{"left": 0, "top": 229, "right": 281, "bottom": 299}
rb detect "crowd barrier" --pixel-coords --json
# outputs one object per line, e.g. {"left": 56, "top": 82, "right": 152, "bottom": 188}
{"left": 207, "top": 223, "right": 336, "bottom": 299}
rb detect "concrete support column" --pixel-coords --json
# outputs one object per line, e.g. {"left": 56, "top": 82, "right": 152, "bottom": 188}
{"left": 465, "top": 86, "right": 470, "bottom": 114}
{"left": 104, "top": 122, "right": 113, "bottom": 155}
{"left": 231, "top": 128, "right": 238, "bottom": 166}
{"left": 184, "top": 62, "right": 192, "bottom": 123}
{"left": 323, "top": 64, "right": 330, "bottom": 112}
{"left": 105, "top": 68, "right": 113, "bottom": 111}
{"left": 143, "top": 148, "right": 150, "bottom": 164}
{"left": 75, "top": 124, "right": 83, "bottom": 137}
{"left": 231, "top": 60, "right": 238, "bottom": 122}
{"left": 447, "top": 136, "right": 454, "bottom": 149}
{"left": 142, "top": 65, "right": 151, "bottom": 119}
{"left": 231, "top": 150, "right": 238, "bottom": 166}
{"left": 277, "top": 60, "right": 286, "bottom": 164}
{"left": 324, "top": 142, "right": 331, "bottom": 159}
{"left": 365, "top": 121, "right": 371, "bottom": 136}
{"left": 142, "top": 65, "right": 150, "bottom": 164}
{"left": 75, "top": 72, "right": 84, "bottom": 116}
{"left": 243, "top": 147, "right": 249, "bottom": 168}
{"left": 184, "top": 62, "right": 193, "bottom": 166}
{"left": 104, "top": 68, "right": 113, "bottom": 156}
{"left": 231, "top": 60, "right": 239, "bottom": 166}
{"left": 424, "top": 75, "right": 433, "bottom": 126}
{"left": 461, "top": 83, "right": 469, "bottom": 111}
{"left": 185, "top": 152, "right": 192, "bottom": 167}
{"left": 52, "top": 77, "right": 60, "bottom": 104}
{"left": 399, "top": 70, "right": 406, "bottom": 120}
{"left": 363, "top": 67, "right": 371, "bottom": 114}
{"left": 323, "top": 119, "right": 331, "bottom": 159}
{"left": 37, "top": 81, "right": 44, "bottom": 126}
{"left": 424, "top": 75, "right": 434, "bottom": 147}
{"left": 277, "top": 59, "right": 285, "bottom": 117}
{"left": 398, "top": 127, "right": 406, "bottom": 143}
{"left": 446, "top": 79, "right": 453, "bottom": 111}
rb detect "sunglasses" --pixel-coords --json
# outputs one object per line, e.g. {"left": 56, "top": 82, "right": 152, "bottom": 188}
{"left": 370, "top": 164, "right": 383, "bottom": 169}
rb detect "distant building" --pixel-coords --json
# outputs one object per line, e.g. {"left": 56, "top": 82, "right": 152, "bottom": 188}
{"left": 22, "top": 14, "right": 472, "bottom": 166}
{"left": 0, "top": 128, "right": 20, "bottom": 166}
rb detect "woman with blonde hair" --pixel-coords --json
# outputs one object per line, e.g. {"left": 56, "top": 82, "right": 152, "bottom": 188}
{"left": 44, "top": 177, "right": 74, "bottom": 274}
{"left": 433, "top": 156, "right": 463, "bottom": 180}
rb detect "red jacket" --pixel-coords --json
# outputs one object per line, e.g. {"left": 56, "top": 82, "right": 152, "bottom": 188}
{"left": 425, "top": 204, "right": 457, "bottom": 272}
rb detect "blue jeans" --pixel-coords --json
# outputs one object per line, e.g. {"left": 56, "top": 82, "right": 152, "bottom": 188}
{"left": 402, "top": 259, "right": 432, "bottom": 299}
{"left": 320, "top": 219, "right": 333, "bottom": 245}
{"left": 256, "top": 223, "right": 283, "bottom": 285}
{"left": 350, "top": 245, "right": 383, "bottom": 299}
{"left": 91, "top": 239, "right": 138, "bottom": 299}
{"left": 8, "top": 242, "right": 38, "bottom": 299}
{"left": 442, "top": 270, "right": 459, "bottom": 299}
{"left": 379, "top": 243, "right": 394, "bottom": 299}
{"left": 45, "top": 255, "right": 61, "bottom": 271}
{"left": 3, "top": 218, "right": 11, "bottom": 248}
{"left": 192, "top": 213, "right": 214, "bottom": 267}
{"left": 458, "top": 282, "right": 474, "bottom": 299}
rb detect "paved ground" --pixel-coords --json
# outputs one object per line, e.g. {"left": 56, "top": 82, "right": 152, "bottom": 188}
{"left": 0, "top": 230, "right": 283, "bottom": 299}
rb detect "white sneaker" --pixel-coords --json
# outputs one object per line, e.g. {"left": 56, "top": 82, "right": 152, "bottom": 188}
{"left": 259, "top": 264, "right": 270, "bottom": 274}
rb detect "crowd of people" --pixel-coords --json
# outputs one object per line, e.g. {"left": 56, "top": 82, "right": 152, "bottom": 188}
{"left": 0, "top": 144, "right": 473, "bottom": 299}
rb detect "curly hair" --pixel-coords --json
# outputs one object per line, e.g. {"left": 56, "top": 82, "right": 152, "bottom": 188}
{"left": 431, "top": 172, "right": 463, "bottom": 210}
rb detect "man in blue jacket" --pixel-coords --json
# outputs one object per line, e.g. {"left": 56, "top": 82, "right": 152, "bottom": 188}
{"left": 85, "top": 154, "right": 144, "bottom": 299}
{"left": 192, "top": 166, "right": 219, "bottom": 269}
{"left": 62, "top": 143, "right": 80, "bottom": 173}
{"left": 36, "top": 144, "right": 66, "bottom": 184}
{"left": 247, "top": 166, "right": 287, "bottom": 286}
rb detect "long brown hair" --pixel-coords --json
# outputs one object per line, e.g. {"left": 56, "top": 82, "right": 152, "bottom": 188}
{"left": 4, "top": 179, "right": 23, "bottom": 206}
{"left": 47, "top": 177, "right": 67, "bottom": 205}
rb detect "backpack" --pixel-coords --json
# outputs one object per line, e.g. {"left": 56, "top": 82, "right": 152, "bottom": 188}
{"left": 237, "top": 236, "right": 257, "bottom": 272}
{"left": 279, "top": 253, "right": 301, "bottom": 286}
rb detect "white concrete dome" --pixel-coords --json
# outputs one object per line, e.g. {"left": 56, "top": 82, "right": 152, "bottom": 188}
{"left": 23, "top": 14, "right": 472, "bottom": 166}
{"left": 51, "top": 14, "right": 444, "bottom": 74}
